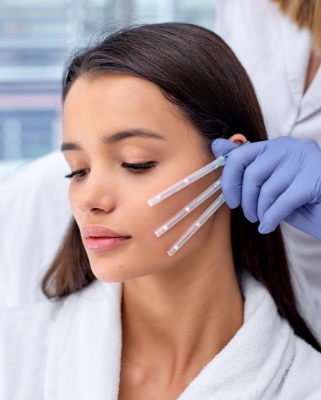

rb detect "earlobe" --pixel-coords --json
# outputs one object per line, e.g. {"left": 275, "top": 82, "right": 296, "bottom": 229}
{"left": 229, "top": 133, "right": 247, "bottom": 145}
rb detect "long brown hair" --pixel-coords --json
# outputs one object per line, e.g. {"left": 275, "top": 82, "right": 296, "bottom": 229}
{"left": 42, "top": 23, "right": 321, "bottom": 351}
{"left": 272, "top": 0, "right": 321, "bottom": 52}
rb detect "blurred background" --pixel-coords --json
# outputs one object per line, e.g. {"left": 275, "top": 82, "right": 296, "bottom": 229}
{"left": 0, "top": 0, "right": 217, "bottom": 181}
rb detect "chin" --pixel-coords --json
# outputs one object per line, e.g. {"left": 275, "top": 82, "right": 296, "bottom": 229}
{"left": 91, "top": 267, "right": 129, "bottom": 283}
{"left": 89, "top": 259, "right": 143, "bottom": 283}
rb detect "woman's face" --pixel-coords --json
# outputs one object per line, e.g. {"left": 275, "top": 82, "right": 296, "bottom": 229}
{"left": 63, "top": 74, "right": 227, "bottom": 282}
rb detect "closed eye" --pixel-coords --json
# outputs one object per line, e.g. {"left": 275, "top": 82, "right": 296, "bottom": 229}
{"left": 122, "top": 161, "right": 158, "bottom": 173}
{"left": 65, "top": 168, "right": 90, "bottom": 180}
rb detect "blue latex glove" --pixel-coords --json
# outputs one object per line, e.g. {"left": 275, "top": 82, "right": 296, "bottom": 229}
{"left": 211, "top": 137, "right": 321, "bottom": 240}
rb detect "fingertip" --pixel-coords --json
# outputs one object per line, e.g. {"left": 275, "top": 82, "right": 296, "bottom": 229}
{"left": 211, "top": 139, "right": 237, "bottom": 157}
{"left": 211, "top": 139, "right": 226, "bottom": 157}
{"left": 258, "top": 221, "right": 273, "bottom": 234}
{"left": 246, "top": 214, "right": 259, "bottom": 224}
{"left": 225, "top": 198, "right": 237, "bottom": 209}
{"left": 258, "top": 224, "right": 267, "bottom": 234}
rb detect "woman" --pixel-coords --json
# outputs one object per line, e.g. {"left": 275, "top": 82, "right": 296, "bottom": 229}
{"left": 1, "top": 23, "right": 321, "bottom": 399}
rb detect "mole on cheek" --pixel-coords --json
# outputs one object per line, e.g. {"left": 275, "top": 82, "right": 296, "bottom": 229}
{"left": 118, "top": 264, "right": 123, "bottom": 269}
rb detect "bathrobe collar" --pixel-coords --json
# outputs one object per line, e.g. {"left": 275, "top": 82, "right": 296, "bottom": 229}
{"left": 44, "top": 275, "right": 295, "bottom": 400}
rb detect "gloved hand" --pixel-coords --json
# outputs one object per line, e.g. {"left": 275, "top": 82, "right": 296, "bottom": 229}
{"left": 211, "top": 136, "right": 321, "bottom": 241}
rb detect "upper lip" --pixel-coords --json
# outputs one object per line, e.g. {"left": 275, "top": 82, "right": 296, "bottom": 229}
{"left": 82, "top": 225, "right": 131, "bottom": 239}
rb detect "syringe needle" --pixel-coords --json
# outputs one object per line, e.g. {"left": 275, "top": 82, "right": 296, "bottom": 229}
{"left": 148, "top": 155, "right": 227, "bottom": 207}
{"left": 155, "top": 178, "right": 221, "bottom": 237}
{"left": 167, "top": 194, "right": 225, "bottom": 257}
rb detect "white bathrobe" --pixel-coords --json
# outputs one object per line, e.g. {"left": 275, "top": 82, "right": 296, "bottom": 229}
{"left": 1, "top": 274, "right": 321, "bottom": 399}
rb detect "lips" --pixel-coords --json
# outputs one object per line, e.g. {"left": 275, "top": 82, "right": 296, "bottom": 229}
{"left": 82, "top": 225, "right": 131, "bottom": 252}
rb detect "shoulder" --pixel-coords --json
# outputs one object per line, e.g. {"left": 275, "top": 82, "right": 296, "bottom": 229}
{"left": 0, "top": 281, "right": 121, "bottom": 398}
{"left": 0, "top": 299, "right": 62, "bottom": 358}
{"left": 276, "top": 337, "right": 321, "bottom": 398}
{"left": 241, "top": 274, "right": 321, "bottom": 397}
{"left": 215, "top": 0, "right": 283, "bottom": 88}
{"left": 0, "top": 279, "right": 117, "bottom": 333}
{"left": 0, "top": 280, "right": 121, "bottom": 350}
{"left": 215, "top": 0, "right": 280, "bottom": 38}
{"left": 0, "top": 299, "right": 62, "bottom": 398}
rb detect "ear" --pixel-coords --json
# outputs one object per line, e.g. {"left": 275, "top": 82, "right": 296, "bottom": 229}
{"left": 229, "top": 133, "right": 247, "bottom": 145}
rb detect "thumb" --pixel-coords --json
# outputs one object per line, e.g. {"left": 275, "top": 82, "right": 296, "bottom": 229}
{"left": 211, "top": 138, "right": 238, "bottom": 158}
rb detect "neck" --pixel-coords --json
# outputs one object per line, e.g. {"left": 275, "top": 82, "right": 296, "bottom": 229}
{"left": 121, "top": 249, "right": 244, "bottom": 389}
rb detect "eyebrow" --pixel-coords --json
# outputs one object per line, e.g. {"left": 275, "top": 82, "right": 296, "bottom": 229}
{"left": 60, "top": 129, "right": 165, "bottom": 152}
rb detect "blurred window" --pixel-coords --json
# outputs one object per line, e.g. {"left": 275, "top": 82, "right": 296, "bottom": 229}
{"left": 0, "top": 0, "right": 216, "bottom": 179}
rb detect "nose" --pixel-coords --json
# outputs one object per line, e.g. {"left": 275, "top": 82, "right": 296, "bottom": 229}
{"left": 72, "top": 168, "right": 116, "bottom": 215}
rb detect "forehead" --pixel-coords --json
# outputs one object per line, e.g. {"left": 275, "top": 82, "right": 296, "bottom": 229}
{"left": 63, "top": 74, "right": 206, "bottom": 152}
{"left": 63, "top": 74, "right": 180, "bottom": 122}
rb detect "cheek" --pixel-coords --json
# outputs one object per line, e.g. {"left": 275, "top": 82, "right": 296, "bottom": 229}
{"left": 132, "top": 171, "right": 219, "bottom": 256}
{"left": 81, "top": 177, "right": 223, "bottom": 282}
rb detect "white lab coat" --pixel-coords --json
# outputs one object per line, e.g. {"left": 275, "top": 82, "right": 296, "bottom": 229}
{"left": 1, "top": 273, "right": 321, "bottom": 400}
{"left": 215, "top": 0, "right": 321, "bottom": 328}
{"left": 0, "top": 152, "right": 71, "bottom": 307}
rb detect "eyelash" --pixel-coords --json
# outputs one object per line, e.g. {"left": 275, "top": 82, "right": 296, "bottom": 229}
{"left": 65, "top": 168, "right": 90, "bottom": 180}
{"left": 65, "top": 162, "right": 158, "bottom": 179}
{"left": 121, "top": 161, "right": 158, "bottom": 173}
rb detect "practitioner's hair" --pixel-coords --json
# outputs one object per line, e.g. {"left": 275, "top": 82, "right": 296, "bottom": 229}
{"left": 272, "top": 0, "right": 321, "bottom": 53}
{"left": 42, "top": 23, "right": 321, "bottom": 352}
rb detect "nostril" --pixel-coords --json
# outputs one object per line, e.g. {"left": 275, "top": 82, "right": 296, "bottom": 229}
{"left": 90, "top": 207, "right": 105, "bottom": 213}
